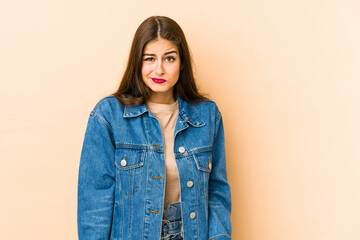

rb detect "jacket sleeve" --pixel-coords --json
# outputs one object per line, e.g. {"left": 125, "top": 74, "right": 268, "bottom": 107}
{"left": 77, "top": 111, "right": 115, "bottom": 240}
{"left": 208, "top": 108, "right": 232, "bottom": 239}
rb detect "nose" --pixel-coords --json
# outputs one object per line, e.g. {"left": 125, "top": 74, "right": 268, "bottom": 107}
{"left": 155, "top": 61, "right": 165, "bottom": 75}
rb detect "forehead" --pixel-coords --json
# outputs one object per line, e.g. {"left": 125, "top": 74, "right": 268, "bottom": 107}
{"left": 143, "top": 38, "right": 178, "bottom": 53}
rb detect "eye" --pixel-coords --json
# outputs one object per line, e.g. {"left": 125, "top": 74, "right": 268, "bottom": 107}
{"left": 144, "top": 57, "right": 155, "bottom": 62}
{"left": 164, "top": 56, "right": 176, "bottom": 62}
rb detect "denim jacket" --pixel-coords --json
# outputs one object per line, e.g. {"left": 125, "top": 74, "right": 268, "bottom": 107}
{"left": 78, "top": 95, "right": 232, "bottom": 240}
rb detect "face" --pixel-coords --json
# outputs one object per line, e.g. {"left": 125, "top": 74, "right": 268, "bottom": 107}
{"left": 142, "top": 38, "right": 181, "bottom": 104}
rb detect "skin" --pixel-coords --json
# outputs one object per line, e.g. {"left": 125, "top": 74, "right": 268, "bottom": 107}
{"left": 142, "top": 38, "right": 181, "bottom": 104}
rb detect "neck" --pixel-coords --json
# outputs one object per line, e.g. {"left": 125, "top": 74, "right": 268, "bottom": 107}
{"left": 148, "top": 92, "right": 175, "bottom": 104}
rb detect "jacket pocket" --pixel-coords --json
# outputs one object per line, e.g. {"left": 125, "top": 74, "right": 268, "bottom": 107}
{"left": 115, "top": 148, "right": 145, "bottom": 196}
{"left": 193, "top": 151, "right": 212, "bottom": 197}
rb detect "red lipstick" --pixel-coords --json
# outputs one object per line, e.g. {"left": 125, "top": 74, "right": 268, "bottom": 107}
{"left": 151, "top": 78, "right": 166, "bottom": 84}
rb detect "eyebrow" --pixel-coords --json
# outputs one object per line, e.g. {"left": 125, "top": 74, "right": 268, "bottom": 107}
{"left": 143, "top": 51, "right": 178, "bottom": 56}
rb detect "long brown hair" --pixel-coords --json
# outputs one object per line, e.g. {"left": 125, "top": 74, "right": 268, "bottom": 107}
{"left": 112, "top": 16, "right": 205, "bottom": 106}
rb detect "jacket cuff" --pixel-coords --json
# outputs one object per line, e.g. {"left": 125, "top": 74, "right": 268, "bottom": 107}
{"left": 209, "top": 234, "right": 231, "bottom": 239}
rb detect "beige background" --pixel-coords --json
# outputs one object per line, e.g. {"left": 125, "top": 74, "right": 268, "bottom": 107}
{"left": 1, "top": 0, "right": 360, "bottom": 239}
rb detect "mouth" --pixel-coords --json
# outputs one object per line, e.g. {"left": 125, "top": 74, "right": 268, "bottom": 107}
{"left": 151, "top": 78, "right": 166, "bottom": 84}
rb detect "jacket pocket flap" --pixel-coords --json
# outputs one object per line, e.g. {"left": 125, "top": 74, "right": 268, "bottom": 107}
{"left": 115, "top": 149, "right": 145, "bottom": 170}
{"left": 194, "top": 151, "right": 212, "bottom": 172}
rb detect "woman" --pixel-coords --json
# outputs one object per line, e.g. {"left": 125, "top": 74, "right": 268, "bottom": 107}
{"left": 78, "top": 16, "right": 231, "bottom": 240}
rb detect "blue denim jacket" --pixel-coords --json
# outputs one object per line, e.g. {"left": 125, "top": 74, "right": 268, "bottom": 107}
{"left": 78, "top": 95, "right": 231, "bottom": 240}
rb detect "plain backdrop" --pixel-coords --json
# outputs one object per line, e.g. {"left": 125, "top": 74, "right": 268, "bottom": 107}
{"left": 1, "top": 0, "right": 359, "bottom": 239}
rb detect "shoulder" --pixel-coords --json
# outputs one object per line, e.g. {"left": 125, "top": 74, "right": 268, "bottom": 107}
{"left": 90, "top": 95, "right": 124, "bottom": 121}
{"left": 192, "top": 99, "right": 222, "bottom": 120}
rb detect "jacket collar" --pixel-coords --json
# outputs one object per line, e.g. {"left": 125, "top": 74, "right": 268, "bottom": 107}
{"left": 123, "top": 96, "right": 205, "bottom": 127}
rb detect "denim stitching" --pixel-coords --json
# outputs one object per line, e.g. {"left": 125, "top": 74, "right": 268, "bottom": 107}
{"left": 193, "top": 154, "right": 212, "bottom": 173}
{"left": 91, "top": 113, "right": 112, "bottom": 133}
{"left": 212, "top": 114, "right": 222, "bottom": 147}
{"left": 115, "top": 144, "right": 149, "bottom": 150}
{"left": 161, "top": 150, "right": 167, "bottom": 237}
{"left": 115, "top": 152, "right": 145, "bottom": 196}
{"left": 90, "top": 95, "right": 115, "bottom": 115}
{"left": 123, "top": 105, "right": 148, "bottom": 118}
{"left": 109, "top": 202, "right": 117, "bottom": 239}
{"left": 143, "top": 164, "right": 150, "bottom": 238}
{"left": 209, "top": 234, "right": 231, "bottom": 239}
{"left": 128, "top": 193, "right": 132, "bottom": 240}
{"left": 194, "top": 161, "right": 200, "bottom": 240}
{"left": 174, "top": 117, "right": 189, "bottom": 141}
{"left": 114, "top": 144, "right": 165, "bottom": 152}
{"left": 190, "top": 104, "right": 206, "bottom": 127}
{"left": 215, "top": 105, "right": 222, "bottom": 121}
{"left": 90, "top": 114, "right": 116, "bottom": 146}
{"left": 174, "top": 147, "right": 213, "bottom": 158}
{"left": 143, "top": 113, "right": 151, "bottom": 239}
{"left": 120, "top": 194, "right": 124, "bottom": 239}
{"left": 114, "top": 158, "right": 144, "bottom": 170}
{"left": 190, "top": 157, "right": 199, "bottom": 239}
{"left": 200, "top": 192, "right": 209, "bottom": 198}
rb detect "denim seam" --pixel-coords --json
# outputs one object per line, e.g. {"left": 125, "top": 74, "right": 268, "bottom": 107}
{"left": 115, "top": 144, "right": 149, "bottom": 150}
{"left": 123, "top": 105, "right": 148, "bottom": 118}
{"left": 116, "top": 171, "right": 141, "bottom": 196}
{"left": 187, "top": 159, "right": 195, "bottom": 239}
{"left": 143, "top": 113, "right": 151, "bottom": 239}
{"left": 190, "top": 147, "right": 213, "bottom": 154}
{"left": 174, "top": 147, "right": 212, "bottom": 158}
{"left": 215, "top": 113, "right": 221, "bottom": 121}
{"left": 120, "top": 194, "right": 124, "bottom": 239}
{"left": 191, "top": 104, "right": 206, "bottom": 127}
{"left": 215, "top": 105, "right": 222, "bottom": 121}
{"left": 193, "top": 154, "right": 212, "bottom": 173}
{"left": 200, "top": 192, "right": 209, "bottom": 198}
{"left": 178, "top": 110, "right": 199, "bottom": 128}
{"left": 192, "top": 154, "right": 210, "bottom": 197}
{"left": 178, "top": 109, "right": 189, "bottom": 127}
{"left": 115, "top": 151, "right": 144, "bottom": 196}
{"left": 150, "top": 148, "right": 165, "bottom": 153}
{"left": 115, "top": 160, "right": 144, "bottom": 170}
{"left": 118, "top": 183, "right": 140, "bottom": 196}
{"left": 109, "top": 202, "right": 116, "bottom": 239}
{"left": 143, "top": 163, "right": 149, "bottom": 238}
{"left": 213, "top": 117, "right": 222, "bottom": 145}
{"left": 91, "top": 112, "right": 111, "bottom": 131}
{"left": 128, "top": 194, "right": 132, "bottom": 240}
{"left": 90, "top": 114, "right": 115, "bottom": 146}
{"left": 195, "top": 157, "right": 200, "bottom": 240}
{"left": 90, "top": 95, "right": 115, "bottom": 114}
{"left": 174, "top": 117, "right": 189, "bottom": 141}
{"left": 188, "top": 156, "right": 200, "bottom": 239}
{"left": 161, "top": 150, "right": 167, "bottom": 237}
{"left": 209, "top": 234, "right": 231, "bottom": 239}
{"left": 114, "top": 144, "right": 166, "bottom": 153}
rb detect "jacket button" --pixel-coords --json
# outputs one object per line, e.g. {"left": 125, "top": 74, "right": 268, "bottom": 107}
{"left": 120, "top": 159, "right": 127, "bottom": 167}
{"left": 187, "top": 181, "right": 194, "bottom": 188}
{"left": 208, "top": 162, "right": 212, "bottom": 170}
{"left": 190, "top": 212, "right": 196, "bottom": 219}
{"left": 178, "top": 147, "right": 185, "bottom": 153}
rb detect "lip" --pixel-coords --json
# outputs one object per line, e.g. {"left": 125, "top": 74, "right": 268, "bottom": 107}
{"left": 151, "top": 78, "right": 166, "bottom": 84}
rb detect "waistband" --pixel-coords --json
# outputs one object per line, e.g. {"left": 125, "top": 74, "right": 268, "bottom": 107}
{"left": 161, "top": 202, "right": 182, "bottom": 239}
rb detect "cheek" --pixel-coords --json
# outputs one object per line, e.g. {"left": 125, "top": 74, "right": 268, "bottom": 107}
{"left": 168, "top": 64, "right": 181, "bottom": 78}
{"left": 141, "top": 64, "right": 152, "bottom": 77}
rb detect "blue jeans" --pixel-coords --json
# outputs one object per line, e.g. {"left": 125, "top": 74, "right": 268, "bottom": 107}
{"left": 161, "top": 202, "right": 183, "bottom": 240}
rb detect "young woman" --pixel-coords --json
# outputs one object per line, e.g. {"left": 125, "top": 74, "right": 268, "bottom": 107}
{"left": 78, "top": 16, "right": 231, "bottom": 240}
